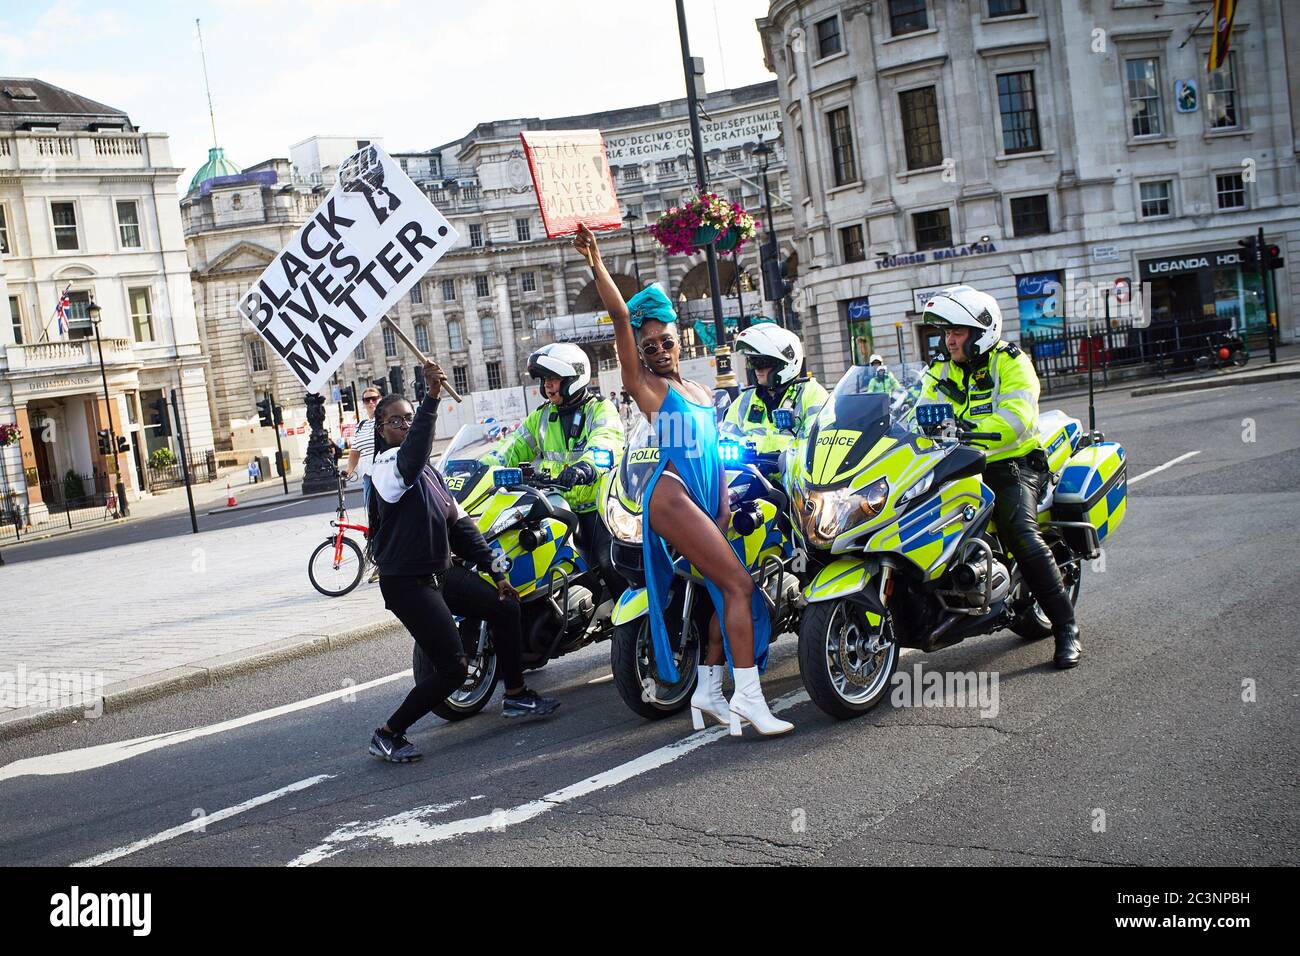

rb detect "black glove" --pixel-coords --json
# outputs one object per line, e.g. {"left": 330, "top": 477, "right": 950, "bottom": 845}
{"left": 556, "top": 462, "right": 596, "bottom": 489}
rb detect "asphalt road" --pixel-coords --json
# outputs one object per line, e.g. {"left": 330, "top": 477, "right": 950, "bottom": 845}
{"left": 1, "top": 378, "right": 1296, "bottom": 866}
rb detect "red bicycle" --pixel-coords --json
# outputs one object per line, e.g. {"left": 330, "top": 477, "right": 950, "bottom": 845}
{"left": 308, "top": 473, "right": 369, "bottom": 597}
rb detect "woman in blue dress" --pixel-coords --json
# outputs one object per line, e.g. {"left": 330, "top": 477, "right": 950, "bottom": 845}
{"left": 574, "top": 224, "right": 792, "bottom": 737}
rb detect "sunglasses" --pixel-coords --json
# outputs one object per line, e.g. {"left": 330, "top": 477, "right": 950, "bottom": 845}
{"left": 382, "top": 414, "right": 415, "bottom": 427}
{"left": 641, "top": 337, "right": 677, "bottom": 356}
{"left": 362, "top": 395, "right": 380, "bottom": 404}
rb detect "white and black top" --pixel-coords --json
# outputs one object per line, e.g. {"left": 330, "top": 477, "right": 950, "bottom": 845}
{"left": 369, "top": 397, "right": 501, "bottom": 580}
{"left": 352, "top": 417, "right": 376, "bottom": 478}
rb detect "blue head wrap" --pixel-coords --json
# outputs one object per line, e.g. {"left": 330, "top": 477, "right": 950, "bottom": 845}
{"left": 627, "top": 284, "right": 677, "bottom": 330}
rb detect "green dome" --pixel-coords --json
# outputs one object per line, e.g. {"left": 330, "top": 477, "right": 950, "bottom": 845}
{"left": 188, "top": 146, "right": 242, "bottom": 194}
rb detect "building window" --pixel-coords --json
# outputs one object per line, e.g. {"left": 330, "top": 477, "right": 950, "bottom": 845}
{"left": 51, "top": 201, "right": 79, "bottom": 251}
{"left": 0, "top": 205, "right": 11, "bottom": 255}
{"left": 1139, "top": 180, "right": 1172, "bottom": 218}
{"left": 725, "top": 149, "right": 743, "bottom": 166}
{"left": 515, "top": 217, "right": 531, "bottom": 241}
{"left": 626, "top": 202, "right": 643, "bottom": 221}
{"left": 480, "top": 315, "right": 498, "bottom": 348}
{"left": 815, "top": 15, "right": 843, "bottom": 58}
{"left": 1125, "top": 57, "right": 1164, "bottom": 137}
{"left": 728, "top": 188, "right": 744, "bottom": 207}
{"left": 381, "top": 324, "right": 397, "bottom": 358}
{"left": 486, "top": 361, "right": 502, "bottom": 390}
{"left": 1216, "top": 173, "right": 1246, "bottom": 210}
{"left": 796, "top": 125, "right": 810, "bottom": 191}
{"left": 840, "top": 224, "right": 866, "bottom": 263}
{"left": 1010, "top": 195, "right": 1050, "bottom": 237}
{"left": 65, "top": 290, "right": 92, "bottom": 339}
{"left": 128, "top": 287, "right": 154, "bottom": 341}
{"left": 826, "top": 107, "right": 858, "bottom": 186}
{"left": 656, "top": 160, "right": 676, "bottom": 177}
{"left": 409, "top": 283, "right": 422, "bottom": 305}
{"left": 9, "top": 296, "right": 22, "bottom": 344}
{"left": 469, "top": 223, "right": 483, "bottom": 247}
{"left": 899, "top": 86, "right": 943, "bottom": 170}
{"left": 248, "top": 338, "right": 268, "bottom": 372}
{"left": 521, "top": 271, "right": 537, "bottom": 293}
{"left": 442, "top": 278, "right": 456, "bottom": 301}
{"left": 231, "top": 193, "right": 243, "bottom": 210}
{"left": 913, "top": 208, "right": 952, "bottom": 251}
{"left": 474, "top": 275, "right": 491, "bottom": 299}
{"left": 987, "top": 0, "right": 1026, "bottom": 16}
{"left": 414, "top": 323, "right": 430, "bottom": 352}
{"left": 622, "top": 165, "right": 642, "bottom": 183}
{"left": 453, "top": 365, "right": 469, "bottom": 394}
{"left": 1206, "top": 51, "right": 1239, "bottom": 130}
{"left": 889, "top": 0, "right": 929, "bottom": 36}
{"left": 355, "top": 337, "right": 367, "bottom": 361}
{"left": 997, "top": 72, "right": 1041, "bottom": 154}
{"left": 448, "top": 318, "right": 464, "bottom": 352}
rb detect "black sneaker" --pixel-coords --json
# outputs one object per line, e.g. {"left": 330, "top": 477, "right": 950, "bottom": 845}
{"left": 502, "top": 688, "right": 560, "bottom": 719}
{"left": 368, "top": 729, "right": 421, "bottom": 762}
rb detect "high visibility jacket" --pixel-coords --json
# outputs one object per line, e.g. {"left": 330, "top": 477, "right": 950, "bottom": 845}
{"left": 723, "top": 377, "right": 830, "bottom": 455}
{"left": 917, "top": 342, "right": 1041, "bottom": 463}
{"left": 485, "top": 394, "right": 625, "bottom": 512}
{"left": 865, "top": 368, "right": 900, "bottom": 394}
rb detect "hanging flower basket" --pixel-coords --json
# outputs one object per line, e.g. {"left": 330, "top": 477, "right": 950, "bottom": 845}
{"left": 649, "top": 192, "right": 734, "bottom": 257}
{"left": 0, "top": 423, "right": 21, "bottom": 447}
{"left": 716, "top": 208, "right": 759, "bottom": 256}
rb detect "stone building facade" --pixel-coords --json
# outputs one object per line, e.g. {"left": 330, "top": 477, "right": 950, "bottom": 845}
{"left": 758, "top": 0, "right": 1299, "bottom": 382}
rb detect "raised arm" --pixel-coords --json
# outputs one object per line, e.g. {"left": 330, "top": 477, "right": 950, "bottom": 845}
{"left": 573, "top": 224, "right": 660, "bottom": 411}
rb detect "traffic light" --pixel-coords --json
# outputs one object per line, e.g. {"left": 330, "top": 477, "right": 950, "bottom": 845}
{"left": 256, "top": 395, "right": 275, "bottom": 428}
{"left": 1264, "top": 243, "right": 1284, "bottom": 271}
{"left": 341, "top": 384, "right": 356, "bottom": 412}
{"left": 96, "top": 429, "right": 112, "bottom": 456}
{"left": 372, "top": 377, "right": 388, "bottom": 397}
{"left": 273, "top": 402, "right": 283, "bottom": 426}
{"left": 760, "top": 236, "right": 792, "bottom": 302}
{"left": 115, "top": 435, "right": 130, "bottom": 454}
{"left": 148, "top": 396, "right": 171, "bottom": 438}
{"left": 388, "top": 366, "right": 405, "bottom": 397}
{"left": 1237, "top": 235, "right": 1260, "bottom": 267}
{"left": 412, "top": 365, "right": 427, "bottom": 402}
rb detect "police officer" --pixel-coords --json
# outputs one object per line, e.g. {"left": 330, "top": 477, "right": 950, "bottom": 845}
{"left": 917, "top": 285, "right": 1082, "bottom": 669}
{"left": 727, "top": 324, "right": 829, "bottom": 456}
{"left": 485, "top": 343, "right": 626, "bottom": 600}
{"left": 865, "top": 354, "right": 901, "bottom": 394}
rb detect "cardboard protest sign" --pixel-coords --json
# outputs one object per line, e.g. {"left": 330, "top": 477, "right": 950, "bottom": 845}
{"left": 237, "top": 144, "right": 458, "bottom": 394}
{"left": 520, "top": 130, "right": 621, "bottom": 238}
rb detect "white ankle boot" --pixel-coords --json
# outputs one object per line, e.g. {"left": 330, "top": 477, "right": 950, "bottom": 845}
{"left": 728, "top": 667, "right": 793, "bottom": 737}
{"left": 690, "top": 665, "right": 731, "bottom": 730}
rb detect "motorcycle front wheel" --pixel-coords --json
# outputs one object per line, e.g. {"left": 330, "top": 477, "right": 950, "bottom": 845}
{"left": 413, "top": 623, "right": 501, "bottom": 721}
{"left": 798, "top": 599, "right": 899, "bottom": 720}
{"left": 611, "top": 616, "right": 701, "bottom": 720}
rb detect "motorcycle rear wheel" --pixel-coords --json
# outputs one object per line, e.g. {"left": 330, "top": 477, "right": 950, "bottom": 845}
{"left": 1010, "top": 561, "right": 1083, "bottom": 640}
{"left": 798, "top": 599, "right": 899, "bottom": 720}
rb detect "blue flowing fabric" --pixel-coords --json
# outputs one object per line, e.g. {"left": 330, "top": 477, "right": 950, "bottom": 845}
{"left": 641, "top": 385, "right": 771, "bottom": 683}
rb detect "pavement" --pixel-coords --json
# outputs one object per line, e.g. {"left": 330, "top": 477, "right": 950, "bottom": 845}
{"left": 0, "top": 375, "right": 1295, "bottom": 866}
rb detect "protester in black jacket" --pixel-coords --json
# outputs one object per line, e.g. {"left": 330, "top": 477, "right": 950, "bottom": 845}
{"left": 366, "top": 363, "right": 559, "bottom": 764}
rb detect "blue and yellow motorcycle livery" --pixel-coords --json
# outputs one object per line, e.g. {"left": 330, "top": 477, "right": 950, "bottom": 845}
{"left": 788, "top": 363, "right": 1128, "bottom": 719}
{"left": 600, "top": 409, "right": 806, "bottom": 720}
{"left": 411, "top": 423, "right": 617, "bottom": 720}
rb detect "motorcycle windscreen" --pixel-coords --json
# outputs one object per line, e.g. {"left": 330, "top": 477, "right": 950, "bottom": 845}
{"left": 803, "top": 392, "right": 891, "bottom": 485}
{"left": 619, "top": 417, "right": 660, "bottom": 511}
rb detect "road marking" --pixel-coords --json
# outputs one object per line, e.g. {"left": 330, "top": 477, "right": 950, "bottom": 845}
{"left": 74, "top": 774, "right": 336, "bottom": 867}
{"left": 288, "top": 688, "right": 810, "bottom": 866}
{"left": 0, "top": 672, "right": 412, "bottom": 784}
{"left": 587, "top": 673, "right": 614, "bottom": 684}
{"left": 1129, "top": 450, "right": 1201, "bottom": 485}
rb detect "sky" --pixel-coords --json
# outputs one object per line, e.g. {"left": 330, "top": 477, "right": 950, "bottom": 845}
{"left": 0, "top": 0, "right": 776, "bottom": 186}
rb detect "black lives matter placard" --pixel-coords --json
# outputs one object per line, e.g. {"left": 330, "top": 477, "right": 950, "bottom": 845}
{"left": 520, "top": 129, "right": 621, "bottom": 238}
{"left": 238, "top": 145, "right": 458, "bottom": 394}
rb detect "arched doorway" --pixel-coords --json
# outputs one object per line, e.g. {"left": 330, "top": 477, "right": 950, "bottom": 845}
{"left": 573, "top": 273, "right": 638, "bottom": 313}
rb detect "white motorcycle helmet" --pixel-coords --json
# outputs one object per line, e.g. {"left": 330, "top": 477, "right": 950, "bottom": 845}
{"left": 922, "top": 285, "right": 1003, "bottom": 360}
{"left": 735, "top": 323, "right": 805, "bottom": 387}
{"left": 527, "top": 343, "right": 591, "bottom": 401}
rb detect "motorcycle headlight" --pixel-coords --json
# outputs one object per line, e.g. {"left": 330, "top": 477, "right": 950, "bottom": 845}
{"left": 801, "top": 478, "right": 889, "bottom": 548}
{"left": 603, "top": 492, "right": 642, "bottom": 544}
{"left": 487, "top": 505, "right": 529, "bottom": 539}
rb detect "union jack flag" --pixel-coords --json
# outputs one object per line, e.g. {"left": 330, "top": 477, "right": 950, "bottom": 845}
{"left": 56, "top": 290, "right": 71, "bottom": 336}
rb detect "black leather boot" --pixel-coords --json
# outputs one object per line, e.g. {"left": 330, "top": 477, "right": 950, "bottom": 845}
{"left": 1053, "top": 623, "right": 1082, "bottom": 669}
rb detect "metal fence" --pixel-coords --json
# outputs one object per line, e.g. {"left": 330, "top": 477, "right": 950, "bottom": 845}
{"left": 146, "top": 449, "right": 218, "bottom": 491}
{"left": 0, "top": 469, "right": 118, "bottom": 541}
{"left": 1023, "top": 314, "right": 1271, "bottom": 394}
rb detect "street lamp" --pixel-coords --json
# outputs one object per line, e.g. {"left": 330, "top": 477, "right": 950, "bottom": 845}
{"left": 88, "top": 301, "right": 129, "bottom": 518}
{"left": 623, "top": 209, "right": 643, "bottom": 288}
{"left": 752, "top": 137, "right": 785, "bottom": 328}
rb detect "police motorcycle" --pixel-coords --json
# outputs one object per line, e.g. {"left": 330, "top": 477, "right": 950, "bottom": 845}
{"left": 599, "top": 397, "right": 806, "bottom": 720}
{"left": 788, "top": 362, "right": 1129, "bottom": 719}
{"left": 411, "top": 422, "right": 617, "bottom": 720}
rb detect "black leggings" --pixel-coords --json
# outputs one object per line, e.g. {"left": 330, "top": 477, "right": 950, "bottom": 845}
{"left": 379, "top": 566, "right": 525, "bottom": 735}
